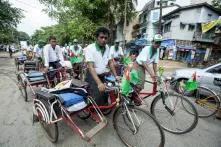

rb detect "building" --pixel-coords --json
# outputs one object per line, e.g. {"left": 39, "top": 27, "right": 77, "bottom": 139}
{"left": 139, "top": 0, "right": 179, "bottom": 41}
{"left": 115, "top": 0, "right": 214, "bottom": 45}
{"left": 138, "top": 0, "right": 213, "bottom": 41}
{"left": 161, "top": 3, "right": 221, "bottom": 62}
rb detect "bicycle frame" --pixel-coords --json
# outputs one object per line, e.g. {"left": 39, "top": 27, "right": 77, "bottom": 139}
{"left": 139, "top": 76, "right": 176, "bottom": 114}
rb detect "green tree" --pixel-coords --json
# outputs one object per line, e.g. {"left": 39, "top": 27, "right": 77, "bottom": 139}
{"left": 212, "top": 0, "right": 221, "bottom": 10}
{"left": 0, "top": 0, "right": 23, "bottom": 30}
{"left": 38, "top": 0, "right": 137, "bottom": 43}
{"left": 15, "top": 31, "right": 30, "bottom": 41}
{"left": 0, "top": 0, "right": 23, "bottom": 43}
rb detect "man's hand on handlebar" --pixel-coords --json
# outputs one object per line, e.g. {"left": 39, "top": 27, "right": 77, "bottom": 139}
{"left": 151, "top": 75, "right": 157, "bottom": 82}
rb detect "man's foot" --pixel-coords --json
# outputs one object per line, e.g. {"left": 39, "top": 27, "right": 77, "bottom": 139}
{"left": 132, "top": 93, "right": 142, "bottom": 106}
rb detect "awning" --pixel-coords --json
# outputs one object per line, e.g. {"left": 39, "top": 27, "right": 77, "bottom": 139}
{"left": 161, "top": 39, "right": 175, "bottom": 48}
{"left": 177, "top": 46, "right": 195, "bottom": 51}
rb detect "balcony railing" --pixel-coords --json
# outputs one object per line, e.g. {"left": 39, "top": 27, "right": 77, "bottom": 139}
{"left": 193, "top": 31, "right": 215, "bottom": 43}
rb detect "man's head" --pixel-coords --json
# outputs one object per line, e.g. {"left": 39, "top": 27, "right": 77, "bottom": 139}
{"left": 38, "top": 40, "right": 45, "bottom": 48}
{"left": 152, "top": 34, "right": 162, "bottom": 49}
{"left": 95, "top": 27, "right": 109, "bottom": 47}
{"left": 73, "top": 39, "right": 78, "bottom": 46}
{"left": 48, "top": 36, "right": 57, "bottom": 48}
{"left": 115, "top": 41, "right": 119, "bottom": 48}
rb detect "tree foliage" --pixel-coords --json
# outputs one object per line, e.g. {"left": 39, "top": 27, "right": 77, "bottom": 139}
{"left": 212, "top": 0, "right": 221, "bottom": 10}
{"left": 36, "top": 0, "right": 137, "bottom": 44}
{"left": 0, "top": 0, "right": 23, "bottom": 43}
{"left": 0, "top": 0, "right": 23, "bottom": 30}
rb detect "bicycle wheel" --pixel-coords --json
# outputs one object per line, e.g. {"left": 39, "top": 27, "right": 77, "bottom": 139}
{"left": 113, "top": 105, "right": 165, "bottom": 147}
{"left": 187, "top": 86, "right": 220, "bottom": 117}
{"left": 17, "top": 74, "right": 28, "bottom": 102}
{"left": 150, "top": 92, "right": 198, "bottom": 134}
{"left": 35, "top": 98, "right": 59, "bottom": 143}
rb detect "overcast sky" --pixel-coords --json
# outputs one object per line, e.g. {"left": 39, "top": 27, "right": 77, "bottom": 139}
{"left": 9, "top": 0, "right": 150, "bottom": 36}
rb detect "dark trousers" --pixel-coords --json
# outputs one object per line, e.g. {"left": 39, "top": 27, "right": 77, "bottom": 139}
{"left": 48, "top": 61, "right": 62, "bottom": 80}
{"left": 85, "top": 71, "right": 108, "bottom": 106}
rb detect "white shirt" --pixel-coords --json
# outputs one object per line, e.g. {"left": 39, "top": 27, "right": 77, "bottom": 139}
{"left": 26, "top": 45, "right": 32, "bottom": 51}
{"left": 70, "top": 45, "right": 82, "bottom": 56}
{"left": 43, "top": 44, "right": 65, "bottom": 67}
{"left": 84, "top": 43, "right": 112, "bottom": 74}
{"left": 109, "top": 46, "right": 124, "bottom": 58}
{"left": 136, "top": 46, "right": 159, "bottom": 65}
{"left": 33, "top": 44, "right": 43, "bottom": 58}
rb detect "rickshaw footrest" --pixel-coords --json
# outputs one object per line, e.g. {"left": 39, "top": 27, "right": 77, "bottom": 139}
{"left": 86, "top": 118, "right": 107, "bottom": 139}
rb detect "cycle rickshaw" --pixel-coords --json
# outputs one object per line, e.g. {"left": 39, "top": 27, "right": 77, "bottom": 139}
{"left": 32, "top": 67, "right": 165, "bottom": 147}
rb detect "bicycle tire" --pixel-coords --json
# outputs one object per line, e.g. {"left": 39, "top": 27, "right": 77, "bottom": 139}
{"left": 113, "top": 105, "right": 165, "bottom": 147}
{"left": 17, "top": 74, "right": 28, "bottom": 102}
{"left": 187, "top": 86, "right": 220, "bottom": 118}
{"left": 150, "top": 92, "right": 198, "bottom": 134}
{"left": 35, "top": 98, "right": 59, "bottom": 143}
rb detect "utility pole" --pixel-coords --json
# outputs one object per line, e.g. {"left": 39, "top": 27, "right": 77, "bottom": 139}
{"left": 158, "top": 0, "right": 175, "bottom": 34}
{"left": 159, "top": 0, "right": 163, "bottom": 34}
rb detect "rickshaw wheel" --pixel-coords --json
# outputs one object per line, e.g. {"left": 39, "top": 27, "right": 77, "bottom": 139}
{"left": 17, "top": 74, "right": 28, "bottom": 101}
{"left": 37, "top": 98, "right": 59, "bottom": 143}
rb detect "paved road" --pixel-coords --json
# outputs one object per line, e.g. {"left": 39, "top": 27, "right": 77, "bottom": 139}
{"left": 0, "top": 53, "right": 220, "bottom": 147}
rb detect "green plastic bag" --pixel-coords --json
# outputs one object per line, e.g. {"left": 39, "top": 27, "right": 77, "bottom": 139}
{"left": 130, "top": 69, "right": 139, "bottom": 85}
{"left": 184, "top": 79, "right": 198, "bottom": 92}
{"left": 121, "top": 76, "right": 131, "bottom": 96}
{"left": 122, "top": 57, "right": 132, "bottom": 66}
{"left": 70, "top": 57, "right": 83, "bottom": 64}
{"left": 158, "top": 66, "right": 164, "bottom": 77}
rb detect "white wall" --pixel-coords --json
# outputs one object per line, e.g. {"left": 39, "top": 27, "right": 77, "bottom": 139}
{"left": 175, "top": 0, "right": 192, "bottom": 6}
{"left": 199, "top": 6, "right": 220, "bottom": 22}
{"left": 179, "top": 8, "right": 202, "bottom": 23}
{"left": 191, "top": 0, "right": 212, "bottom": 5}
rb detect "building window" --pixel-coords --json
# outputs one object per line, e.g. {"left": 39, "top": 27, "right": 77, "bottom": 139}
{"left": 141, "top": 28, "right": 146, "bottom": 35}
{"left": 180, "top": 23, "right": 186, "bottom": 30}
{"left": 157, "top": 1, "right": 160, "bottom": 5}
{"left": 188, "top": 24, "right": 195, "bottom": 31}
{"left": 143, "top": 14, "right": 147, "bottom": 23}
{"left": 162, "top": 1, "right": 168, "bottom": 7}
{"left": 208, "top": 14, "right": 212, "bottom": 21}
{"left": 164, "top": 22, "right": 171, "bottom": 33}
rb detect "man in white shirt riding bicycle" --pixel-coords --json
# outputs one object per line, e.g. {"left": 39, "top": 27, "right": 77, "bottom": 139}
{"left": 134, "top": 34, "right": 162, "bottom": 105}
{"left": 84, "top": 27, "right": 119, "bottom": 105}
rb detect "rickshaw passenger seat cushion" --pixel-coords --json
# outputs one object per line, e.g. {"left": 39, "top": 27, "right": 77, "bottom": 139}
{"left": 27, "top": 71, "right": 45, "bottom": 82}
{"left": 71, "top": 79, "right": 89, "bottom": 88}
{"left": 35, "top": 90, "right": 55, "bottom": 100}
{"left": 28, "top": 71, "right": 44, "bottom": 77}
{"left": 57, "top": 93, "right": 84, "bottom": 107}
{"left": 17, "top": 56, "right": 27, "bottom": 61}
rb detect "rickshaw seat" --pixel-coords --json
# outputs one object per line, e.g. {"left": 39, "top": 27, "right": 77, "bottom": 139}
{"left": 71, "top": 79, "right": 89, "bottom": 88}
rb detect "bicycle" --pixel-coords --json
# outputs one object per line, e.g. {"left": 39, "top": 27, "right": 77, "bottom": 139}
{"left": 74, "top": 77, "right": 165, "bottom": 147}
{"left": 138, "top": 68, "right": 199, "bottom": 134}
{"left": 181, "top": 77, "right": 221, "bottom": 118}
